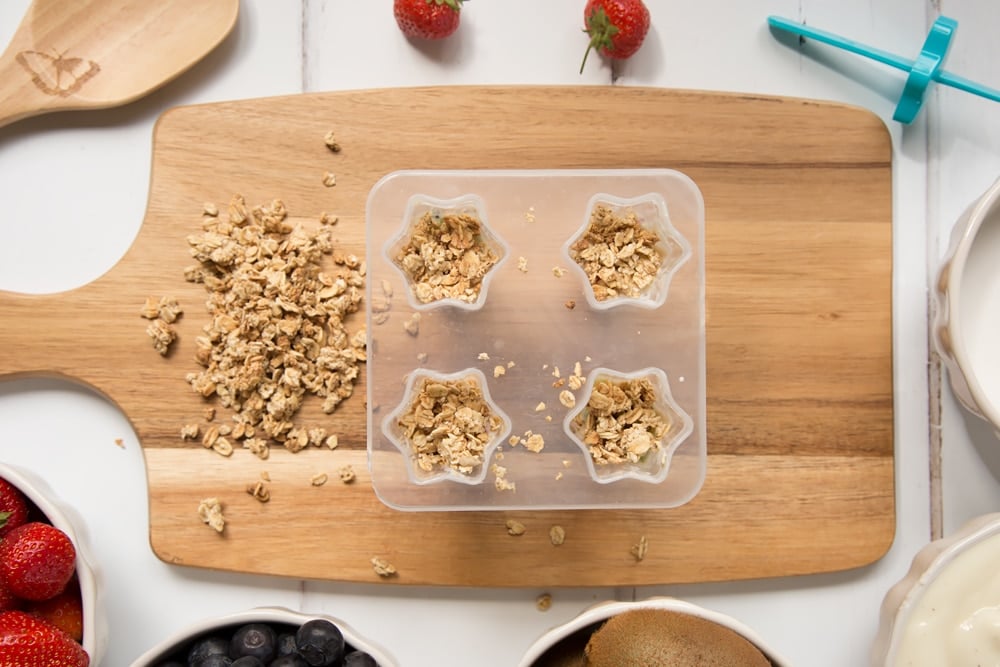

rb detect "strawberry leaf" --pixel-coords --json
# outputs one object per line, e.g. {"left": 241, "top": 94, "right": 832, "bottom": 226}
{"left": 580, "top": 6, "right": 620, "bottom": 74}
{"left": 0, "top": 511, "right": 10, "bottom": 529}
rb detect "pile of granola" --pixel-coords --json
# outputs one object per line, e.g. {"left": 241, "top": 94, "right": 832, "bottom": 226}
{"left": 572, "top": 377, "right": 671, "bottom": 465}
{"left": 183, "top": 195, "right": 366, "bottom": 455}
{"left": 396, "top": 375, "right": 503, "bottom": 475}
{"left": 393, "top": 209, "right": 499, "bottom": 304}
{"left": 569, "top": 204, "right": 663, "bottom": 301}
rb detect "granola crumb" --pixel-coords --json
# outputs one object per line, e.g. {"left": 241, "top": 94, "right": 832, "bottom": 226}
{"left": 311, "top": 472, "right": 329, "bottom": 487}
{"left": 371, "top": 556, "right": 397, "bottom": 577}
{"left": 552, "top": 366, "right": 561, "bottom": 378}
{"left": 549, "top": 525, "right": 566, "bottom": 546}
{"left": 416, "top": 352, "right": 429, "bottom": 364}
{"left": 246, "top": 480, "right": 270, "bottom": 502}
{"left": 631, "top": 535, "right": 649, "bottom": 562}
{"left": 517, "top": 256, "right": 528, "bottom": 273}
{"left": 552, "top": 266, "right": 567, "bottom": 278}
{"left": 324, "top": 434, "right": 340, "bottom": 450}
{"left": 243, "top": 437, "right": 270, "bottom": 460}
{"left": 197, "top": 497, "right": 225, "bottom": 533}
{"left": 564, "top": 299, "right": 576, "bottom": 310}
{"left": 203, "top": 202, "right": 219, "bottom": 217}
{"left": 562, "top": 459, "right": 572, "bottom": 468}
{"left": 403, "top": 312, "right": 421, "bottom": 336}
{"left": 260, "top": 471, "right": 271, "bottom": 482}
{"left": 525, "top": 207, "right": 536, "bottom": 223}
{"left": 508, "top": 435, "right": 520, "bottom": 446}
{"left": 534, "top": 402, "right": 546, "bottom": 412}
{"left": 180, "top": 423, "right": 200, "bottom": 440}
{"left": 552, "top": 378, "right": 566, "bottom": 388}
{"left": 203, "top": 407, "right": 216, "bottom": 421}
{"left": 505, "top": 519, "right": 526, "bottom": 536}
{"left": 477, "top": 352, "right": 490, "bottom": 361}
{"left": 555, "top": 471, "right": 563, "bottom": 480}
{"left": 324, "top": 130, "right": 341, "bottom": 153}
{"left": 114, "top": 438, "right": 125, "bottom": 449}
{"left": 338, "top": 465, "right": 356, "bottom": 483}
{"left": 559, "top": 390, "right": 576, "bottom": 408}
{"left": 574, "top": 361, "right": 582, "bottom": 377}
{"left": 523, "top": 432, "right": 545, "bottom": 453}
{"left": 146, "top": 319, "right": 177, "bottom": 356}
{"left": 322, "top": 171, "right": 337, "bottom": 187}
{"left": 319, "top": 211, "right": 339, "bottom": 226}
{"left": 568, "top": 374, "right": 584, "bottom": 391}
{"left": 536, "top": 593, "right": 552, "bottom": 611}
{"left": 507, "top": 360, "right": 515, "bottom": 369}
{"left": 492, "top": 463, "right": 516, "bottom": 492}
{"left": 493, "top": 365, "right": 506, "bottom": 378}
{"left": 545, "top": 415, "right": 553, "bottom": 422}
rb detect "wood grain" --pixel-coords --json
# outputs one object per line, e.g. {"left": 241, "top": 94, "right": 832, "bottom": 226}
{"left": 0, "top": 86, "right": 894, "bottom": 586}
{"left": 0, "top": 0, "right": 238, "bottom": 128}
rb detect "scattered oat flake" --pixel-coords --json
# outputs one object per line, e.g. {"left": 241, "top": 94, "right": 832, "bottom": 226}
{"left": 371, "top": 556, "right": 397, "bottom": 577}
{"left": 552, "top": 378, "right": 566, "bottom": 388}
{"left": 324, "top": 434, "right": 340, "bottom": 450}
{"left": 559, "top": 390, "right": 576, "bottom": 408}
{"left": 508, "top": 435, "right": 521, "bottom": 446}
{"left": 568, "top": 374, "right": 584, "bottom": 391}
{"left": 493, "top": 365, "right": 506, "bottom": 378}
{"left": 574, "top": 361, "right": 582, "bottom": 377}
{"left": 338, "top": 465, "right": 356, "bottom": 483}
{"left": 324, "top": 130, "right": 341, "bottom": 152}
{"left": 212, "top": 437, "right": 234, "bottom": 457}
{"left": 585, "top": 356, "right": 592, "bottom": 362}
{"left": 536, "top": 593, "right": 552, "bottom": 611}
{"left": 322, "top": 171, "right": 337, "bottom": 187}
{"left": 545, "top": 415, "right": 553, "bottom": 422}
{"left": 246, "top": 480, "right": 270, "bottom": 502}
{"left": 534, "top": 402, "right": 546, "bottom": 412}
{"left": 549, "top": 525, "right": 566, "bottom": 546}
{"left": 552, "top": 266, "right": 567, "bottom": 278}
{"left": 260, "top": 471, "right": 271, "bottom": 482}
{"left": 403, "top": 313, "right": 421, "bottom": 336}
{"left": 506, "top": 519, "right": 526, "bottom": 536}
{"left": 180, "top": 424, "right": 200, "bottom": 440}
{"left": 562, "top": 459, "right": 572, "bottom": 468}
{"left": 478, "top": 352, "right": 490, "bottom": 361}
{"left": 517, "top": 256, "right": 528, "bottom": 273}
{"left": 311, "top": 472, "right": 329, "bottom": 487}
{"left": 416, "top": 352, "right": 428, "bottom": 364}
{"left": 197, "top": 498, "right": 225, "bottom": 533}
{"left": 552, "top": 366, "right": 561, "bottom": 378}
{"left": 203, "top": 202, "right": 219, "bottom": 217}
{"left": 555, "top": 471, "right": 563, "bottom": 480}
{"left": 631, "top": 535, "right": 649, "bottom": 562}
{"left": 565, "top": 299, "right": 576, "bottom": 310}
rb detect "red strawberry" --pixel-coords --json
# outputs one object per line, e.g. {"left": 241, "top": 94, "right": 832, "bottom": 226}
{"left": 580, "top": 0, "right": 651, "bottom": 73}
{"left": 394, "top": 0, "right": 465, "bottom": 40}
{"left": 0, "top": 610, "right": 88, "bottom": 667}
{"left": 0, "top": 577, "right": 20, "bottom": 613}
{"left": 26, "top": 585, "right": 83, "bottom": 642}
{"left": 0, "top": 479, "right": 29, "bottom": 540}
{"left": 0, "top": 523, "right": 75, "bottom": 601}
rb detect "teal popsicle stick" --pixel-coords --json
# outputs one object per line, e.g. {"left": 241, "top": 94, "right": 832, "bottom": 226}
{"left": 767, "top": 15, "right": 1000, "bottom": 122}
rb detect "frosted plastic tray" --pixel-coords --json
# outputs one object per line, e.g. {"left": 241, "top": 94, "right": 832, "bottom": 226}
{"left": 365, "top": 169, "right": 705, "bottom": 511}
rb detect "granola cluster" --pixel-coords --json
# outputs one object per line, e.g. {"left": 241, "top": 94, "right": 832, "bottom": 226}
{"left": 572, "top": 377, "right": 671, "bottom": 466}
{"left": 569, "top": 204, "right": 663, "bottom": 301}
{"left": 397, "top": 375, "right": 503, "bottom": 475}
{"left": 183, "top": 195, "right": 366, "bottom": 455}
{"left": 141, "top": 296, "right": 183, "bottom": 355}
{"left": 393, "top": 209, "right": 499, "bottom": 304}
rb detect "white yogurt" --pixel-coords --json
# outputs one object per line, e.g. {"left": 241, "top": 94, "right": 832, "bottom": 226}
{"left": 895, "top": 531, "right": 1000, "bottom": 666}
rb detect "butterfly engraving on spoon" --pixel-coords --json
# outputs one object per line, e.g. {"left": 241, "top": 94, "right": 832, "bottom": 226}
{"left": 15, "top": 50, "right": 100, "bottom": 97}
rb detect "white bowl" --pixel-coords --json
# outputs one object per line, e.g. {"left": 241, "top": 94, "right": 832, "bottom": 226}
{"left": 933, "top": 177, "right": 1000, "bottom": 435}
{"left": 0, "top": 462, "right": 105, "bottom": 665}
{"left": 872, "top": 513, "right": 1000, "bottom": 666}
{"left": 517, "top": 596, "right": 789, "bottom": 667}
{"left": 131, "top": 605, "right": 398, "bottom": 666}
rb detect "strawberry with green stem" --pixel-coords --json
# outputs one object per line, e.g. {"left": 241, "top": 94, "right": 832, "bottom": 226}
{"left": 394, "top": 0, "right": 467, "bottom": 41}
{"left": 0, "top": 478, "right": 29, "bottom": 540}
{"left": 580, "top": 0, "right": 651, "bottom": 73}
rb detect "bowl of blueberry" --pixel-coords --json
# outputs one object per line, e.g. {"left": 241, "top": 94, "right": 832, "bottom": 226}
{"left": 132, "top": 606, "right": 396, "bottom": 667}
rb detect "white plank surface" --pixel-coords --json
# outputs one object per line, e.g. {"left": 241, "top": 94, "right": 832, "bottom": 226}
{"left": 0, "top": 0, "right": 975, "bottom": 664}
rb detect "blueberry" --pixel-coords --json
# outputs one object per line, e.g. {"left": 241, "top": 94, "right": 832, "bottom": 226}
{"left": 276, "top": 632, "right": 298, "bottom": 657}
{"left": 189, "top": 636, "right": 230, "bottom": 663}
{"left": 230, "top": 623, "right": 277, "bottom": 662}
{"left": 268, "top": 656, "right": 309, "bottom": 667}
{"left": 295, "top": 619, "right": 345, "bottom": 666}
{"left": 192, "top": 656, "right": 233, "bottom": 667}
{"left": 230, "top": 657, "right": 265, "bottom": 667}
{"left": 343, "top": 650, "right": 378, "bottom": 667}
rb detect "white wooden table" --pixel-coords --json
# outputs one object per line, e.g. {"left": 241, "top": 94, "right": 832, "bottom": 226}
{"left": 0, "top": 1, "right": 996, "bottom": 665}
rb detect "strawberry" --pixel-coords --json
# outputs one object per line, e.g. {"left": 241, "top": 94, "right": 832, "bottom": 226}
{"left": 0, "top": 479, "right": 29, "bottom": 540}
{"left": 580, "top": 0, "right": 651, "bottom": 73}
{"left": 0, "top": 610, "right": 88, "bottom": 667}
{"left": 394, "top": 0, "right": 465, "bottom": 40}
{"left": 0, "top": 523, "right": 75, "bottom": 602}
{"left": 0, "top": 577, "right": 20, "bottom": 613}
{"left": 26, "top": 585, "right": 83, "bottom": 642}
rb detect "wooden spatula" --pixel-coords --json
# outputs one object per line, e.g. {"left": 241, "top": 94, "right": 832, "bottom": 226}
{"left": 0, "top": 0, "right": 238, "bottom": 129}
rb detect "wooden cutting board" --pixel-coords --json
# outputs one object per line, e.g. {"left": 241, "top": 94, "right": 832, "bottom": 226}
{"left": 0, "top": 86, "right": 894, "bottom": 587}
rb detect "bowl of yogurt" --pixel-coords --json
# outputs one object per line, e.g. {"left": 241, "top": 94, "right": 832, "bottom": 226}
{"left": 873, "top": 512, "right": 1000, "bottom": 665}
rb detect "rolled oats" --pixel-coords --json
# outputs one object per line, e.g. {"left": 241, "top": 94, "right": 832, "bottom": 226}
{"left": 180, "top": 424, "right": 200, "bottom": 440}
{"left": 371, "top": 556, "right": 397, "bottom": 577}
{"left": 558, "top": 390, "right": 576, "bottom": 409}
{"left": 505, "top": 519, "right": 526, "bottom": 536}
{"left": 322, "top": 171, "right": 337, "bottom": 187}
{"left": 310, "top": 472, "right": 329, "bottom": 487}
{"left": 246, "top": 480, "right": 270, "bottom": 502}
{"left": 549, "top": 525, "right": 566, "bottom": 546}
{"left": 631, "top": 535, "right": 649, "bottom": 562}
{"left": 572, "top": 378, "right": 671, "bottom": 466}
{"left": 403, "top": 313, "right": 421, "bottom": 336}
{"left": 534, "top": 402, "right": 546, "bottom": 412}
{"left": 338, "top": 465, "right": 356, "bottom": 483}
{"left": 323, "top": 130, "right": 341, "bottom": 153}
{"left": 396, "top": 375, "right": 503, "bottom": 476}
{"left": 393, "top": 208, "right": 500, "bottom": 305}
{"left": 569, "top": 204, "right": 664, "bottom": 301}
{"left": 197, "top": 497, "right": 225, "bottom": 533}
{"left": 564, "top": 299, "right": 576, "bottom": 310}
{"left": 536, "top": 593, "right": 552, "bottom": 611}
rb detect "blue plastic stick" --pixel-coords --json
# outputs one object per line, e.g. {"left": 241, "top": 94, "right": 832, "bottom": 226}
{"left": 767, "top": 15, "right": 1000, "bottom": 123}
